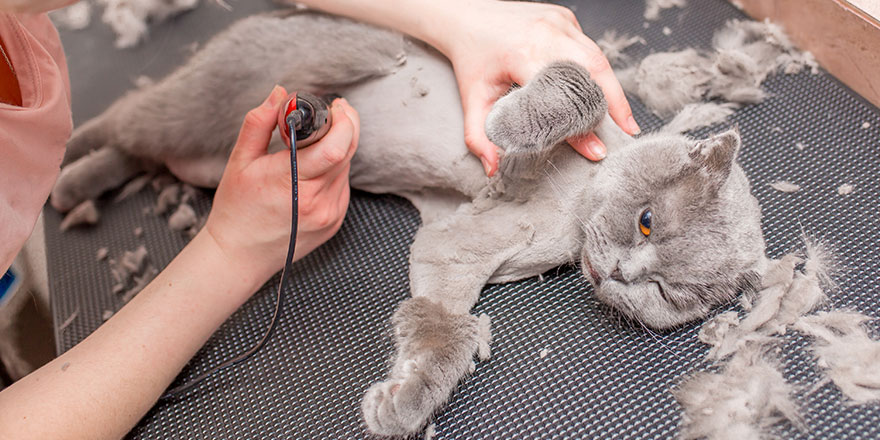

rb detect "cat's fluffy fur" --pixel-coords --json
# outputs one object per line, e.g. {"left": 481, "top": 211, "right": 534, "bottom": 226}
{"left": 52, "top": 12, "right": 768, "bottom": 436}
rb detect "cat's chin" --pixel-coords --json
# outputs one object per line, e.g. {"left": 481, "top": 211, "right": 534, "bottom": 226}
{"left": 582, "top": 269, "right": 708, "bottom": 330}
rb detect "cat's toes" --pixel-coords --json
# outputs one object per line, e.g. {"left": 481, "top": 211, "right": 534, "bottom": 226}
{"left": 362, "top": 372, "right": 433, "bottom": 437}
{"left": 485, "top": 96, "right": 533, "bottom": 156}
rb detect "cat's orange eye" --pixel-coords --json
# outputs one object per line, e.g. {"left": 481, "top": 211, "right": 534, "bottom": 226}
{"left": 639, "top": 209, "right": 652, "bottom": 237}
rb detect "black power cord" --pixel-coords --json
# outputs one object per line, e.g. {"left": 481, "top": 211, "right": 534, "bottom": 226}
{"left": 160, "top": 117, "right": 300, "bottom": 400}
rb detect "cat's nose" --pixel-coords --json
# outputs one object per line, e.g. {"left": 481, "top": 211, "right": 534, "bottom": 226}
{"left": 610, "top": 264, "right": 627, "bottom": 283}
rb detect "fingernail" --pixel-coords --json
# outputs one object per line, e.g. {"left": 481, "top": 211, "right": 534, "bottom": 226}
{"left": 480, "top": 156, "right": 492, "bottom": 176}
{"left": 263, "top": 85, "right": 284, "bottom": 108}
{"left": 588, "top": 139, "right": 606, "bottom": 160}
{"left": 627, "top": 115, "right": 641, "bottom": 135}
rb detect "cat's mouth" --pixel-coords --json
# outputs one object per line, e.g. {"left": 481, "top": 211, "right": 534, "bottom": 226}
{"left": 583, "top": 256, "right": 602, "bottom": 286}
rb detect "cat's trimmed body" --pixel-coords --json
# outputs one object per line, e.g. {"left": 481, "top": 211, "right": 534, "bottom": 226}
{"left": 52, "top": 12, "right": 767, "bottom": 437}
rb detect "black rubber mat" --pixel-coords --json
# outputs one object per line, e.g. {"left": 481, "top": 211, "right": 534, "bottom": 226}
{"left": 47, "top": 0, "right": 880, "bottom": 438}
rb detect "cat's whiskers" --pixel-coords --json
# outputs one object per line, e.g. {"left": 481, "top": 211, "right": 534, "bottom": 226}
{"left": 635, "top": 316, "right": 683, "bottom": 360}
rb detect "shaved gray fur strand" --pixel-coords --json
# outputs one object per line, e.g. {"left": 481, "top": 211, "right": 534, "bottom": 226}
{"left": 51, "top": 12, "right": 768, "bottom": 436}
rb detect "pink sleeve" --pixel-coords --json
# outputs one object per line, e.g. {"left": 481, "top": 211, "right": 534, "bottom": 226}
{"left": 0, "top": 12, "right": 72, "bottom": 273}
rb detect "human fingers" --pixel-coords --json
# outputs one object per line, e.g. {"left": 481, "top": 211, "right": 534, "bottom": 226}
{"left": 338, "top": 98, "right": 360, "bottom": 155}
{"left": 461, "top": 83, "right": 501, "bottom": 176}
{"left": 295, "top": 100, "right": 357, "bottom": 180}
{"left": 229, "top": 85, "right": 288, "bottom": 165}
{"left": 542, "top": 3, "right": 583, "bottom": 34}
{"left": 567, "top": 132, "right": 606, "bottom": 161}
{"left": 292, "top": 165, "right": 352, "bottom": 262}
{"left": 574, "top": 37, "right": 640, "bottom": 135}
{"left": 299, "top": 163, "right": 351, "bottom": 233}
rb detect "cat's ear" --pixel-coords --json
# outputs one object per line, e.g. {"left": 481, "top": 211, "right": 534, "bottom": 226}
{"left": 689, "top": 127, "right": 741, "bottom": 186}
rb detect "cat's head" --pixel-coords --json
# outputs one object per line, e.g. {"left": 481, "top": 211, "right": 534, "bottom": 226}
{"left": 581, "top": 128, "right": 766, "bottom": 329}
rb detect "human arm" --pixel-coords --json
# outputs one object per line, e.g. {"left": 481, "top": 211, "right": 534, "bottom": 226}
{"left": 0, "top": 86, "right": 359, "bottom": 440}
{"left": 295, "top": 0, "right": 639, "bottom": 175}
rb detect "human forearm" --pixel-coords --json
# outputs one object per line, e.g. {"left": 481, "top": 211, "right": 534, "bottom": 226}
{"left": 0, "top": 231, "right": 262, "bottom": 440}
{"left": 295, "top": 0, "right": 473, "bottom": 56}
{"left": 0, "top": 84, "right": 356, "bottom": 439}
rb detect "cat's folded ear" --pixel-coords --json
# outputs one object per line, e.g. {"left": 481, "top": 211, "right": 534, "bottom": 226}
{"left": 689, "top": 127, "right": 741, "bottom": 188}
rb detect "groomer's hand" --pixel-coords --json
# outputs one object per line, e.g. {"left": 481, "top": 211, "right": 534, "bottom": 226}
{"left": 204, "top": 86, "right": 358, "bottom": 285}
{"left": 436, "top": 0, "right": 640, "bottom": 175}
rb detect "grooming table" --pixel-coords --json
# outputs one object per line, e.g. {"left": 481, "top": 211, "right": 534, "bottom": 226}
{"left": 48, "top": 0, "right": 880, "bottom": 438}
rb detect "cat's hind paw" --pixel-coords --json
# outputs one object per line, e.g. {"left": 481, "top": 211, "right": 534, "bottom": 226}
{"left": 362, "top": 360, "right": 436, "bottom": 436}
{"left": 51, "top": 147, "right": 143, "bottom": 213}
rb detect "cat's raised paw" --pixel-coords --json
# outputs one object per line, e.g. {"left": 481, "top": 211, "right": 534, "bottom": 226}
{"left": 485, "top": 61, "right": 607, "bottom": 159}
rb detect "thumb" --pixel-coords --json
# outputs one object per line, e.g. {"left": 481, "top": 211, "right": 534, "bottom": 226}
{"left": 462, "top": 86, "right": 500, "bottom": 177}
{"left": 230, "top": 85, "right": 288, "bottom": 165}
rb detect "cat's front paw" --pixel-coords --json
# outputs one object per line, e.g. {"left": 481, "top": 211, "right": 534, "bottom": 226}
{"left": 486, "top": 62, "right": 607, "bottom": 177}
{"left": 362, "top": 358, "right": 436, "bottom": 436}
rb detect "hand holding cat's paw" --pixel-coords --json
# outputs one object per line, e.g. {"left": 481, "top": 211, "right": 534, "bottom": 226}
{"left": 428, "top": 0, "right": 638, "bottom": 175}
{"left": 485, "top": 62, "right": 609, "bottom": 177}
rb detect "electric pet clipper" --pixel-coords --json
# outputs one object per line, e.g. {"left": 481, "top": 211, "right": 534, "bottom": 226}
{"left": 277, "top": 91, "right": 333, "bottom": 149}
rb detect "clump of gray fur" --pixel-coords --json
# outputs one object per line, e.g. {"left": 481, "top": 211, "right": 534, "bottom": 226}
{"left": 644, "top": 0, "right": 686, "bottom": 21}
{"left": 168, "top": 203, "right": 198, "bottom": 231}
{"left": 60, "top": 200, "right": 100, "bottom": 231}
{"left": 661, "top": 103, "right": 736, "bottom": 134}
{"left": 619, "top": 19, "right": 818, "bottom": 127}
{"left": 701, "top": 239, "right": 833, "bottom": 360}
{"left": 100, "top": 0, "right": 200, "bottom": 49}
{"left": 106, "top": 245, "right": 158, "bottom": 303}
{"left": 596, "top": 30, "right": 645, "bottom": 65}
{"left": 675, "top": 342, "right": 802, "bottom": 439}
{"left": 769, "top": 181, "right": 801, "bottom": 193}
{"left": 682, "top": 238, "right": 880, "bottom": 437}
{"left": 795, "top": 311, "right": 880, "bottom": 403}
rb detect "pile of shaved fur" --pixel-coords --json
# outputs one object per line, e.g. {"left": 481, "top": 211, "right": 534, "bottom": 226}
{"left": 51, "top": 0, "right": 212, "bottom": 48}
{"left": 677, "top": 239, "right": 880, "bottom": 439}
{"left": 600, "top": 19, "right": 818, "bottom": 134}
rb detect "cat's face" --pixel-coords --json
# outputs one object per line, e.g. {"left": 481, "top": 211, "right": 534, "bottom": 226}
{"left": 580, "top": 129, "right": 766, "bottom": 329}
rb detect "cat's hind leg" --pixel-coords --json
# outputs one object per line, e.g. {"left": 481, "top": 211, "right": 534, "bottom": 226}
{"left": 50, "top": 147, "right": 145, "bottom": 212}
{"left": 62, "top": 115, "right": 113, "bottom": 167}
{"left": 361, "top": 202, "right": 543, "bottom": 436}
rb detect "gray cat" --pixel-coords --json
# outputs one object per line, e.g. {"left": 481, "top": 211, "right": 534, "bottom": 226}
{"left": 51, "top": 11, "right": 768, "bottom": 437}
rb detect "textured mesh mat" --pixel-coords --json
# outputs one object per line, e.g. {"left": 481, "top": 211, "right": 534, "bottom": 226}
{"left": 47, "top": 0, "right": 880, "bottom": 438}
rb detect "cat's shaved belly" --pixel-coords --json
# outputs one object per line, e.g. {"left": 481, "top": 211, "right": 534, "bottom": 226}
{"left": 344, "top": 41, "right": 486, "bottom": 199}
